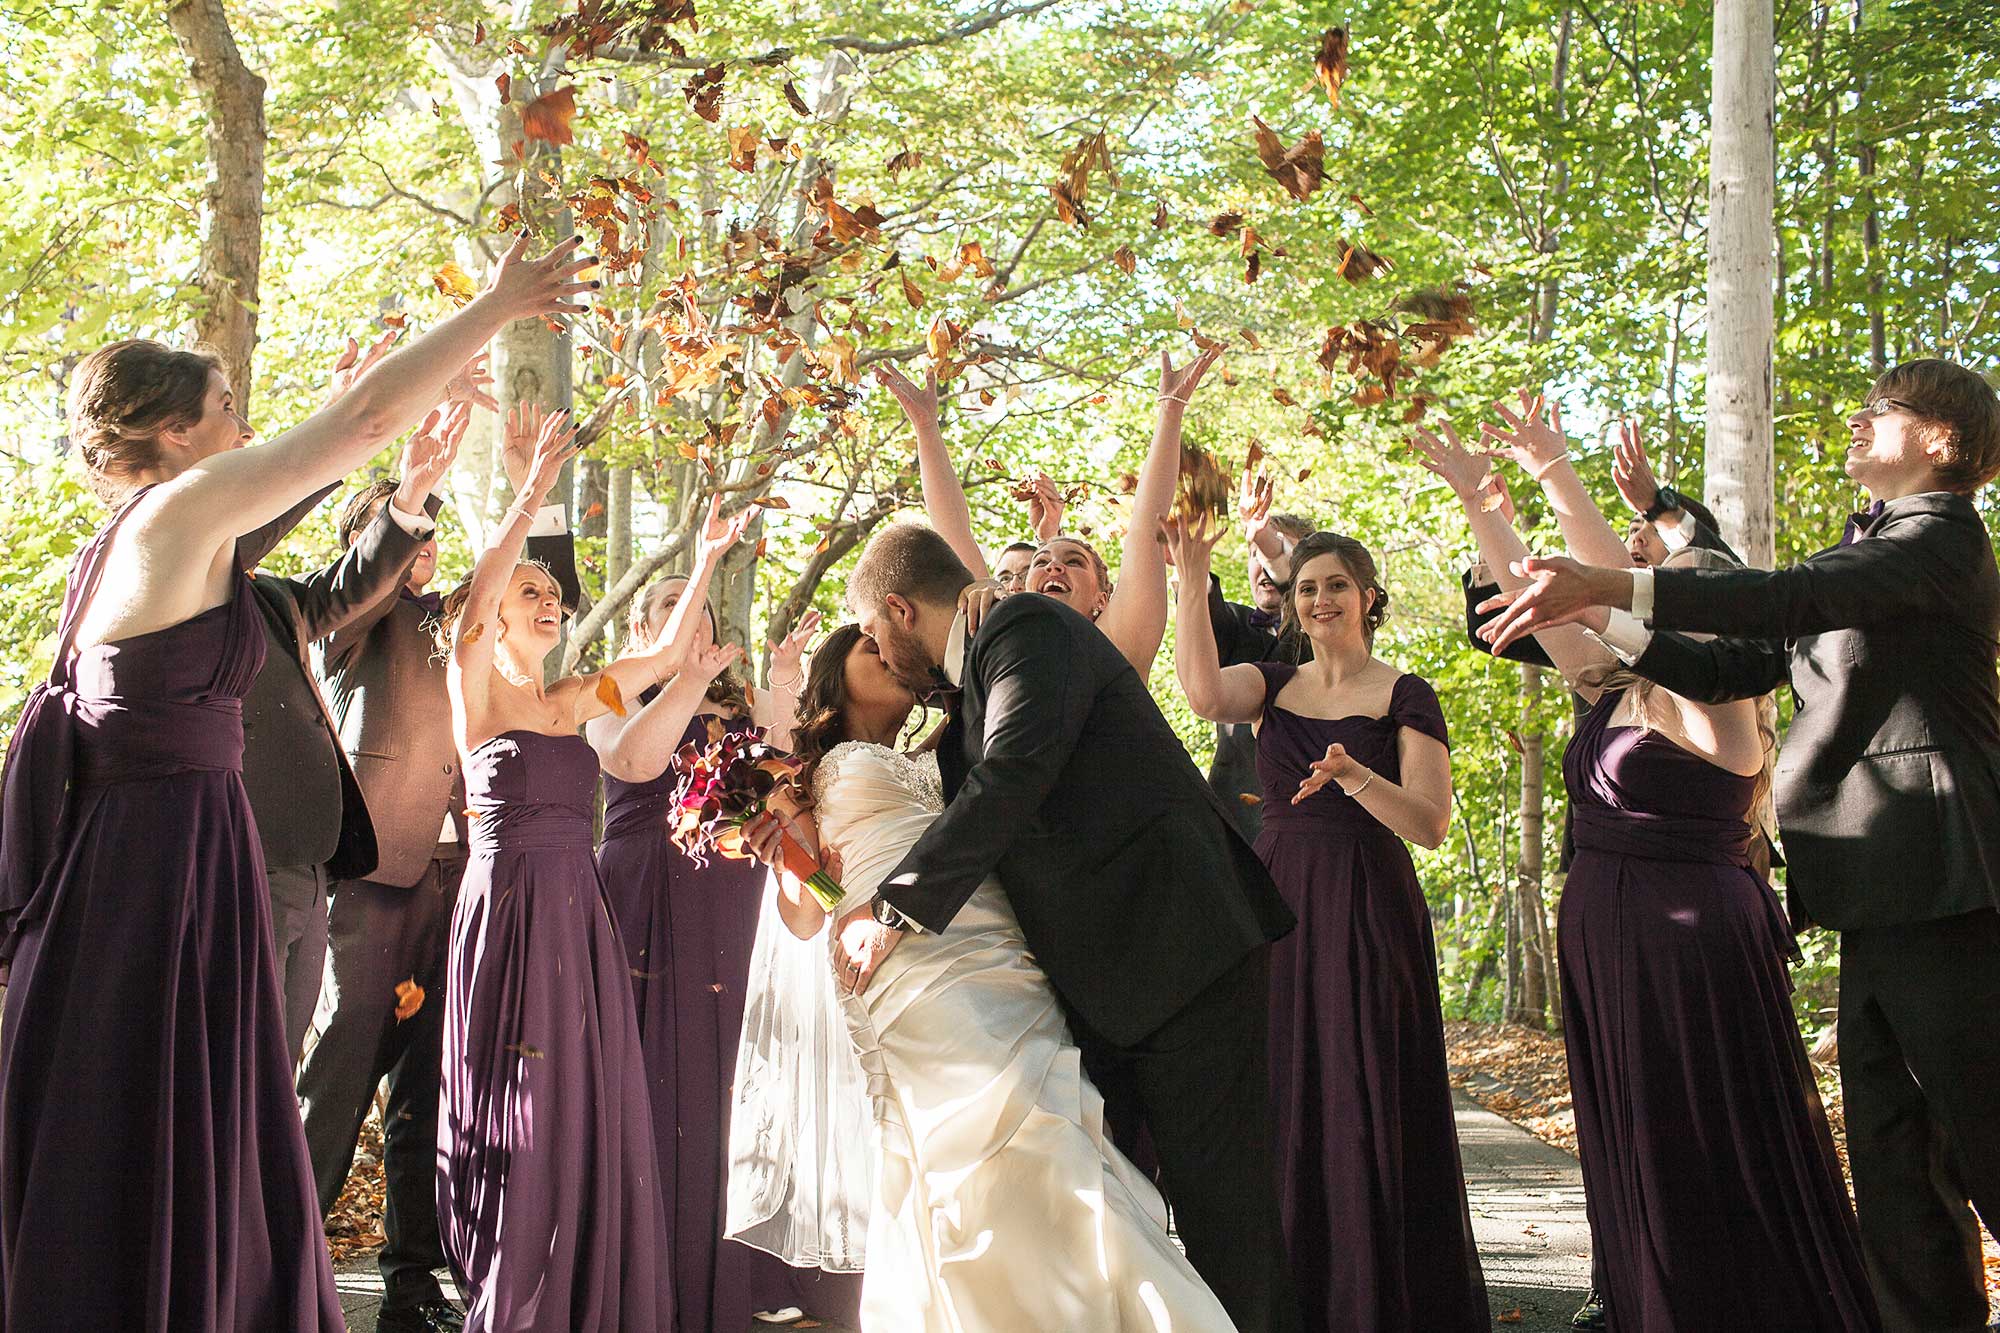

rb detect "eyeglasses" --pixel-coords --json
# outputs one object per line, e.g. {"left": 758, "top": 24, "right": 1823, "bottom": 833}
{"left": 1860, "top": 397, "right": 1918, "bottom": 419}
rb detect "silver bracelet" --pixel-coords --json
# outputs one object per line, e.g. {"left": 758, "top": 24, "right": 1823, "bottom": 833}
{"left": 769, "top": 669, "right": 803, "bottom": 690}
{"left": 1339, "top": 771, "right": 1376, "bottom": 799}
{"left": 1157, "top": 393, "right": 1192, "bottom": 406}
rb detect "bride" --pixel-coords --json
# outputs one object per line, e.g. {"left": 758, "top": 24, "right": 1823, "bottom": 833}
{"left": 727, "top": 622, "right": 1235, "bottom": 1332}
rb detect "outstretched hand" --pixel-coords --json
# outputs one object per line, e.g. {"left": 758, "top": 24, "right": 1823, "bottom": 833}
{"left": 1165, "top": 512, "right": 1224, "bottom": 576}
{"left": 1158, "top": 346, "right": 1222, "bottom": 408}
{"left": 1608, "top": 416, "right": 1662, "bottom": 516}
{"left": 697, "top": 493, "right": 754, "bottom": 564}
{"left": 325, "top": 329, "right": 400, "bottom": 406}
{"left": 1024, "top": 472, "right": 1066, "bottom": 542}
{"left": 518, "top": 407, "right": 581, "bottom": 512}
{"left": 1407, "top": 420, "right": 1490, "bottom": 502}
{"left": 485, "top": 232, "right": 598, "bottom": 326}
{"left": 1472, "top": 556, "right": 1625, "bottom": 653}
{"left": 875, "top": 364, "right": 940, "bottom": 426}
{"left": 1480, "top": 390, "right": 1569, "bottom": 479}
{"left": 1294, "top": 743, "right": 1368, "bottom": 804}
{"left": 392, "top": 402, "right": 471, "bottom": 512}
{"left": 445, "top": 350, "right": 500, "bottom": 415}
{"left": 768, "top": 609, "right": 822, "bottom": 685}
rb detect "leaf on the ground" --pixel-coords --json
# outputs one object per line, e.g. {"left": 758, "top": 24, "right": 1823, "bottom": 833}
{"left": 1252, "top": 116, "right": 1326, "bottom": 202}
{"left": 596, "top": 673, "right": 628, "bottom": 718}
{"left": 1316, "top": 26, "right": 1350, "bottom": 108}
{"left": 1497, "top": 1310, "right": 1523, "bottom": 1325}
{"left": 432, "top": 262, "right": 478, "bottom": 308}
{"left": 393, "top": 978, "right": 425, "bottom": 1022}
{"left": 521, "top": 86, "right": 578, "bottom": 146}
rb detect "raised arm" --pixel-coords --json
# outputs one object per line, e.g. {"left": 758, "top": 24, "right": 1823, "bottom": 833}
{"left": 1481, "top": 391, "right": 1634, "bottom": 571}
{"left": 1240, "top": 469, "right": 1297, "bottom": 584}
{"left": 877, "top": 365, "right": 990, "bottom": 580}
{"left": 1409, "top": 419, "right": 1612, "bottom": 691}
{"left": 751, "top": 610, "right": 821, "bottom": 749}
{"left": 1169, "top": 516, "right": 1268, "bottom": 723}
{"left": 1100, "top": 346, "right": 1220, "bottom": 675}
{"left": 156, "top": 235, "right": 591, "bottom": 552}
{"left": 585, "top": 639, "right": 745, "bottom": 782}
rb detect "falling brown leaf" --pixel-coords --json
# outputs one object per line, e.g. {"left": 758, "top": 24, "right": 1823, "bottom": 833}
{"left": 1238, "top": 793, "right": 1263, "bottom": 806}
{"left": 1315, "top": 26, "right": 1350, "bottom": 108}
{"left": 748, "top": 495, "right": 790, "bottom": 510}
{"left": 886, "top": 148, "right": 924, "bottom": 178}
{"left": 1049, "top": 130, "right": 1116, "bottom": 230}
{"left": 1208, "top": 211, "right": 1244, "bottom": 237}
{"left": 684, "top": 63, "right": 725, "bottom": 122}
{"left": 899, "top": 269, "right": 925, "bottom": 308}
{"left": 1272, "top": 387, "right": 1297, "bottom": 407}
{"left": 1245, "top": 438, "right": 1265, "bottom": 472}
{"left": 1348, "top": 190, "right": 1374, "bottom": 216}
{"left": 1334, "top": 239, "right": 1391, "bottom": 284}
{"left": 1296, "top": 466, "right": 1313, "bottom": 483}
{"left": 393, "top": 978, "right": 425, "bottom": 1023}
{"left": 1252, "top": 116, "right": 1327, "bottom": 203}
{"left": 783, "top": 79, "right": 811, "bottom": 116}
{"left": 1243, "top": 250, "right": 1262, "bottom": 284}
{"left": 1152, "top": 199, "right": 1170, "bottom": 228}
{"left": 520, "top": 86, "right": 578, "bottom": 146}
{"left": 725, "top": 124, "right": 759, "bottom": 172}
{"left": 1117, "top": 472, "right": 1139, "bottom": 494}
{"left": 958, "top": 242, "right": 995, "bottom": 278}
{"left": 432, "top": 261, "right": 478, "bottom": 308}
{"left": 925, "top": 314, "right": 965, "bottom": 363}
{"left": 495, "top": 72, "right": 512, "bottom": 105}
{"left": 596, "top": 673, "right": 628, "bottom": 717}
{"left": 1174, "top": 443, "right": 1234, "bottom": 528}
{"left": 1111, "top": 245, "right": 1137, "bottom": 276}
{"left": 380, "top": 310, "right": 408, "bottom": 330}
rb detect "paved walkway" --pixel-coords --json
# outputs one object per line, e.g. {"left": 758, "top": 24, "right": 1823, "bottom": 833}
{"left": 337, "top": 1090, "right": 1590, "bottom": 1332}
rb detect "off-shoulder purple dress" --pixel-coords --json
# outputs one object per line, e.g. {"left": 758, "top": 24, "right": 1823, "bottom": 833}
{"left": 597, "top": 706, "right": 862, "bottom": 1330}
{"left": 0, "top": 500, "right": 341, "bottom": 1329}
{"left": 1252, "top": 664, "right": 1488, "bottom": 1332}
{"left": 440, "top": 729, "right": 672, "bottom": 1331}
{"left": 1560, "top": 692, "right": 1879, "bottom": 1330}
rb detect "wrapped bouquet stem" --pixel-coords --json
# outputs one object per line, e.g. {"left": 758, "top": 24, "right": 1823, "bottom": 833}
{"left": 670, "top": 730, "right": 845, "bottom": 912}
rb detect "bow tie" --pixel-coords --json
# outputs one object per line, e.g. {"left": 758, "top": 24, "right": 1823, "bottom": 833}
{"left": 403, "top": 588, "right": 444, "bottom": 616}
{"left": 1840, "top": 500, "right": 1887, "bottom": 548}
{"left": 1246, "top": 607, "right": 1282, "bottom": 632}
{"left": 921, "top": 665, "right": 962, "bottom": 712}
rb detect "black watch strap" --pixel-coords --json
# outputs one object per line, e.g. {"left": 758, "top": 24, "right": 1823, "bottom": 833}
{"left": 1643, "top": 485, "right": 1682, "bottom": 522}
{"left": 871, "top": 897, "right": 909, "bottom": 930}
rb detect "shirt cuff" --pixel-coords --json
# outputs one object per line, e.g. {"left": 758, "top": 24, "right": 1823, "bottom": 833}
{"left": 528, "top": 505, "right": 568, "bottom": 538}
{"left": 1629, "top": 567, "right": 1656, "bottom": 623}
{"left": 1656, "top": 510, "right": 1692, "bottom": 552}
{"left": 387, "top": 499, "right": 436, "bottom": 538}
{"left": 1587, "top": 608, "right": 1654, "bottom": 665}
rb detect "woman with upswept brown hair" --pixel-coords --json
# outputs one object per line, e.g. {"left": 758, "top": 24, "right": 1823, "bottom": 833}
{"left": 0, "top": 234, "right": 590, "bottom": 1332}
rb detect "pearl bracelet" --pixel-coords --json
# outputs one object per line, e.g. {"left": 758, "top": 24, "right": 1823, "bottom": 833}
{"left": 1340, "top": 771, "right": 1376, "bottom": 799}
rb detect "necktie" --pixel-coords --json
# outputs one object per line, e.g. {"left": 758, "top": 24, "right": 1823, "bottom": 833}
{"left": 404, "top": 589, "right": 444, "bottom": 616}
{"left": 1247, "top": 607, "right": 1281, "bottom": 632}
{"left": 1840, "top": 500, "right": 1887, "bottom": 547}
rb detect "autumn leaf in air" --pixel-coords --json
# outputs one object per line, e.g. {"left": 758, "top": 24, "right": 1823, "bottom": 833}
{"left": 521, "top": 86, "right": 578, "bottom": 146}
{"left": 1316, "top": 27, "right": 1350, "bottom": 107}
{"left": 1334, "top": 239, "right": 1391, "bottom": 284}
{"left": 749, "top": 495, "right": 790, "bottom": 510}
{"left": 1208, "top": 211, "right": 1244, "bottom": 237}
{"left": 886, "top": 148, "right": 924, "bottom": 178}
{"left": 1111, "top": 246, "right": 1137, "bottom": 275}
{"left": 596, "top": 673, "right": 628, "bottom": 718}
{"left": 726, "top": 125, "right": 758, "bottom": 172}
{"left": 495, "top": 72, "right": 511, "bottom": 105}
{"left": 393, "top": 978, "right": 425, "bottom": 1022}
{"left": 684, "top": 63, "right": 725, "bottom": 122}
{"left": 432, "top": 262, "right": 478, "bottom": 308}
{"left": 783, "top": 80, "right": 811, "bottom": 116}
{"left": 900, "top": 270, "right": 925, "bottom": 308}
{"left": 1252, "top": 116, "right": 1326, "bottom": 202}
{"left": 460, "top": 620, "right": 486, "bottom": 646}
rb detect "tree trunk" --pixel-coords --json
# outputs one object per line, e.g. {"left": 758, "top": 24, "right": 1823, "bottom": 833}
{"left": 1851, "top": 0, "right": 1887, "bottom": 372}
{"left": 164, "top": 0, "right": 266, "bottom": 407}
{"left": 605, "top": 464, "right": 633, "bottom": 654}
{"left": 1706, "top": 0, "right": 1778, "bottom": 568}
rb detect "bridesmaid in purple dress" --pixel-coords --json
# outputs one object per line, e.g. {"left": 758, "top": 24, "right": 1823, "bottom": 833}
{"left": 0, "top": 241, "right": 585, "bottom": 1331}
{"left": 1417, "top": 399, "right": 1878, "bottom": 1330}
{"left": 587, "top": 502, "right": 852, "bottom": 1329}
{"left": 436, "top": 409, "right": 702, "bottom": 1331}
{"left": 1174, "top": 522, "right": 1488, "bottom": 1332}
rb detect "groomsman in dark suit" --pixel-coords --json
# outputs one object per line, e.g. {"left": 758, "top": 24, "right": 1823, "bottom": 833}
{"left": 297, "top": 409, "right": 578, "bottom": 1333}
{"left": 1475, "top": 359, "right": 2000, "bottom": 1333}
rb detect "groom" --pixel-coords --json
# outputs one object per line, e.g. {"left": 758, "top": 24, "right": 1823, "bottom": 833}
{"left": 840, "top": 521, "right": 1302, "bottom": 1332}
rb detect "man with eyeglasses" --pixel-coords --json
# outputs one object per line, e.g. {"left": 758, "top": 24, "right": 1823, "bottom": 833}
{"left": 1473, "top": 358, "right": 2000, "bottom": 1333}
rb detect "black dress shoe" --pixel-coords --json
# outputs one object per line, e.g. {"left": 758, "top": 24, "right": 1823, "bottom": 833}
{"left": 1570, "top": 1286, "right": 1607, "bottom": 1331}
{"left": 376, "top": 1298, "right": 466, "bottom": 1333}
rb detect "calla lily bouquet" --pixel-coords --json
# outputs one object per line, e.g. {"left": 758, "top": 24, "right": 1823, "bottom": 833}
{"left": 669, "top": 730, "right": 845, "bottom": 912}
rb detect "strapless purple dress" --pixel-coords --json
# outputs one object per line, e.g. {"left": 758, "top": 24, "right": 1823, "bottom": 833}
{"left": 439, "top": 729, "right": 672, "bottom": 1331}
{"left": 0, "top": 502, "right": 341, "bottom": 1330}
{"left": 1560, "top": 691, "right": 1879, "bottom": 1330}
{"left": 597, "top": 706, "right": 863, "bottom": 1329}
{"left": 1252, "top": 664, "right": 1488, "bottom": 1332}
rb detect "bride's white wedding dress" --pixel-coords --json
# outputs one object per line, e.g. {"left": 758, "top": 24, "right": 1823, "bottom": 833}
{"left": 728, "top": 741, "right": 1234, "bottom": 1332}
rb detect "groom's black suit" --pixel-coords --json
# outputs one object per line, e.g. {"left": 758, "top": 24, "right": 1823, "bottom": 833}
{"left": 879, "top": 591, "right": 1301, "bottom": 1332}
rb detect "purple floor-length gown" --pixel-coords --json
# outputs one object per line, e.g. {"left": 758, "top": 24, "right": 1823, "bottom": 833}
{"left": 1252, "top": 664, "right": 1489, "bottom": 1333}
{"left": 597, "top": 706, "right": 863, "bottom": 1330}
{"left": 440, "top": 729, "right": 672, "bottom": 1332}
{"left": 1561, "top": 692, "right": 1879, "bottom": 1331}
{"left": 0, "top": 500, "right": 341, "bottom": 1330}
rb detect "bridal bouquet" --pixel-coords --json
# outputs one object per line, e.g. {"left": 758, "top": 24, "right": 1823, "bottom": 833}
{"left": 669, "top": 730, "right": 846, "bottom": 912}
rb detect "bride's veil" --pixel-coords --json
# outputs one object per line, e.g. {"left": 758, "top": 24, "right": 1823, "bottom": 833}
{"left": 725, "top": 871, "right": 876, "bottom": 1270}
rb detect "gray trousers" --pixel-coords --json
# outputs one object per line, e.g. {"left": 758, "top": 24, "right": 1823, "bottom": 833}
{"left": 266, "top": 861, "right": 330, "bottom": 1066}
{"left": 297, "top": 851, "right": 465, "bottom": 1311}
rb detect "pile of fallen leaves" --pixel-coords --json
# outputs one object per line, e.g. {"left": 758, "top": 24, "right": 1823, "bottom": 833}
{"left": 324, "top": 1109, "right": 388, "bottom": 1263}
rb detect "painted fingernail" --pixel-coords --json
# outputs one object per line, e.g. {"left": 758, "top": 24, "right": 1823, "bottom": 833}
{"left": 590, "top": 280, "right": 601, "bottom": 289}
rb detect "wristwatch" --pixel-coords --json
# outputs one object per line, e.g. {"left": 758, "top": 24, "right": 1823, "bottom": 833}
{"left": 1643, "top": 485, "right": 1683, "bottom": 522}
{"left": 871, "top": 897, "right": 910, "bottom": 931}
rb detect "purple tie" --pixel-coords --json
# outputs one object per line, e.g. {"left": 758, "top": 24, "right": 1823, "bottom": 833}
{"left": 1840, "top": 500, "right": 1887, "bottom": 547}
